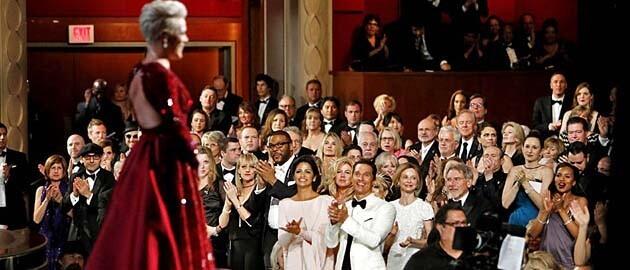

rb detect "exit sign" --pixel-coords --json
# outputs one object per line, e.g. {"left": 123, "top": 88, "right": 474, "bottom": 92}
{"left": 68, "top": 25, "right": 94, "bottom": 44}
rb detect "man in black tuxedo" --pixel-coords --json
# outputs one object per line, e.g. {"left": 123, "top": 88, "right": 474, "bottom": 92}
{"left": 253, "top": 74, "right": 278, "bottom": 125}
{"left": 278, "top": 95, "right": 299, "bottom": 127}
{"left": 339, "top": 100, "right": 363, "bottom": 146}
{"left": 283, "top": 126, "right": 315, "bottom": 157}
{"left": 66, "top": 134, "right": 86, "bottom": 176}
{"left": 238, "top": 126, "right": 267, "bottom": 161}
{"left": 219, "top": 137, "right": 241, "bottom": 184}
{"left": 74, "top": 79, "right": 124, "bottom": 142}
{"left": 294, "top": 79, "right": 323, "bottom": 127}
{"left": 455, "top": 110, "right": 483, "bottom": 162}
{"left": 409, "top": 117, "right": 440, "bottom": 188}
{"left": 199, "top": 87, "right": 231, "bottom": 135}
{"left": 0, "top": 122, "right": 30, "bottom": 229}
{"left": 321, "top": 97, "right": 345, "bottom": 135}
{"left": 62, "top": 143, "right": 115, "bottom": 253}
{"left": 445, "top": 163, "right": 495, "bottom": 229}
{"left": 212, "top": 75, "right": 243, "bottom": 123}
{"left": 532, "top": 72, "right": 572, "bottom": 138}
{"left": 473, "top": 146, "right": 508, "bottom": 221}
{"left": 254, "top": 131, "right": 298, "bottom": 269}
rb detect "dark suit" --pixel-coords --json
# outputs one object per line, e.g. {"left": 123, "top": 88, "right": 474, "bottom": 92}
{"left": 296, "top": 147, "right": 315, "bottom": 157}
{"left": 262, "top": 161, "right": 298, "bottom": 269}
{"left": 74, "top": 97, "right": 124, "bottom": 141}
{"left": 461, "top": 191, "right": 495, "bottom": 229}
{"left": 62, "top": 168, "right": 115, "bottom": 253}
{"left": 323, "top": 118, "right": 345, "bottom": 135}
{"left": 218, "top": 92, "right": 243, "bottom": 120}
{"left": 474, "top": 170, "right": 508, "bottom": 222}
{"left": 0, "top": 148, "right": 29, "bottom": 229}
{"left": 456, "top": 137, "right": 483, "bottom": 162}
{"left": 254, "top": 98, "right": 279, "bottom": 125}
{"left": 532, "top": 95, "right": 572, "bottom": 138}
{"left": 207, "top": 109, "right": 231, "bottom": 135}
{"left": 294, "top": 100, "right": 322, "bottom": 129}
{"left": 410, "top": 141, "right": 440, "bottom": 185}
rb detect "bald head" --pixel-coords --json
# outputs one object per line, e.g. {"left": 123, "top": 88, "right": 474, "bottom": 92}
{"left": 67, "top": 134, "right": 85, "bottom": 159}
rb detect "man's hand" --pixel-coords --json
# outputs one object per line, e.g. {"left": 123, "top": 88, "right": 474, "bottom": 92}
{"left": 74, "top": 179, "right": 92, "bottom": 198}
{"left": 255, "top": 161, "right": 277, "bottom": 185}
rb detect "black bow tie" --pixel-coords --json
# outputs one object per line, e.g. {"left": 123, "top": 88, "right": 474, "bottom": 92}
{"left": 259, "top": 99, "right": 269, "bottom": 104}
{"left": 86, "top": 171, "right": 97, "bottom": 178}
{"left": 551, "top": 100, "right": 563, "bottom": 105}
{"left": 223, "top": 168, "right": 235, "bottom": 175}
{"left": 448, "top": 199, "right": 462, "bottom": 207}
{"left": 324, "top": 120, "right": 334, "bottom": 125}
{"left": 0, "top": 151, "right": 5, "bottom": 157}
{"left": 351, "top": 199, "right": 366, "bottom": 209}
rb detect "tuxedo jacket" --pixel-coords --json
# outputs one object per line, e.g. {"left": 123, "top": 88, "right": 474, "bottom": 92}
{"left": 0, "top": 148, "right": 29, "bottom": 229}
{"left": 532, "top": 95, "right": 572, "bottom": 137}
{"left": 62, "top": 168, "right": 115, "bottom": 251}
{"left": 462, "top": 191, "right": 496, "bottom": 229}
{"left": 218, "top": 92, "right": 243, "bottom": 119}
{"left": 326, "top": 194, "right": 396, "bottom": 270}
{"left": 254, "top": 97, "right": 279, "bottom": 125}
{"left": 456, "top": 137, "right": 483, "bottom": 162}
{"left": 410, "top": 141, "right": 440, "bottom": 182}
{"left": 296, "top": 147, "right": 316, "bottom": 157}
{"left": 294, "top": 100, "right": 322, "bottom": 129}
{"left": 207, "top": 109, "right": 231, "bottom": 135}
{"left": 323, "top": 118, "right": 345, "bottom": 136}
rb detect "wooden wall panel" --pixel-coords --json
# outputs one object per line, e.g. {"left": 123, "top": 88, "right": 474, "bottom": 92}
{"left": 333, "top": 71, "right": 552, "bottom": 141}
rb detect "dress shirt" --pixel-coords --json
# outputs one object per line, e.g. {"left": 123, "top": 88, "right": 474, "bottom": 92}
{"left": 258, "top": 96, "right": 270, "bottom": 121}
{"left": 459, "top": 137, "right": 474, "bottom": 159}
{"left": 450, "top": 191, "right": 470, "bottom": 206}
{"left": 267, "top": 155, "right": 295, "bottom": 229}
{"left": 221, "top": 163, "right": 236, "bottom": 182}
{"left": 552, "top": 95, "right": 564, "bottom": 123}
{"left": 421, "top": 140, "right": 436, "bottom": 160}
{"left": 70, "top": 168, "right": 98, "bottom": 206}
{"left": 324, "top": 119, "right": 335, "bottom": 133}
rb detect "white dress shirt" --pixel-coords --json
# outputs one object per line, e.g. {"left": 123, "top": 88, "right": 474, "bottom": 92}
{"left": 552, "top": 95, "right": 564, "bottom": 123}
{"left": 458, "top": 137, "right": 474, "bottom": 159}
{"left": 420, "top": 140, "right": 436, "bottom": 160}
{"left": 70, "top": 169, "right": 98, "bottom": 206}
{"left": 258, "top": 96, "right": 270, "bottom": 123}
{"left": 267, "top": 155, "right": 295, "bottom": 229}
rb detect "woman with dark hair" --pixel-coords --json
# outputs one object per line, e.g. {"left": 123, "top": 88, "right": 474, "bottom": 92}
{"left": 502, "top": 134, "right": 553, "bottom": 227}
{"left": 533, "top": 18, "right": 572, "bottom": 69}
{"left": 350, "top": 14, "right": 390, "bottom": 71}
{"left": 33, "top": 155, "right": 71, "bottom": 270}
{"left": 383, "top": 112, "right": 413, "bottom": 149}
{"left": 189, "top": 108, "right": 210, "bottom": 138}
{"left": 229, "top": 102, "right": 259, "bottom": 138}
{"left": 528, "top": 163, "right": 588, "bottom": 269}
{"left": 278, "top": 155, "right": 334, "bottom": 269}
{"left": 442, "top": 90, "right": 468, "bottom": 127}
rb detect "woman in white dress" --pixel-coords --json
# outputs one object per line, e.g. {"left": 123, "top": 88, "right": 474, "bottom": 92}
{"left": 278, "top": 155, "right": 334, "bottom": 269}
{"left": 385, "top": 163, "right": 434, "bottom": 270}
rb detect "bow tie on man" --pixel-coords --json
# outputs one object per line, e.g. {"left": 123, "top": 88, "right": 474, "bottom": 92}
{"left": 351, "top": 199, "right": 366, "bottom": 209}
{"left": 551, "top": 100, "right": 563, "bottom": 105}
{"left": 324, "top": 120, "right": 335, "bottom": 126}
{"left": 259, "top": 99, "right": 269, "bottom": 104}
{"left": 448, "top": 199, "right": 462, "bottom": 207}
{"left": 223, "top": 168, "right": 235, "bottom": 175}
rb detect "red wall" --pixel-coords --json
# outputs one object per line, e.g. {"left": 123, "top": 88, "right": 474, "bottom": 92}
{"left": 27, "top": 0, "right": 242, "bottom": 17}
{"left": 333, "top": 0, "right": 578, "bottom": 71}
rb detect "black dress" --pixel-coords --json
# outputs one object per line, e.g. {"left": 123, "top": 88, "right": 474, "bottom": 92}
{"left": 227, "top": 188, "right": 267, "bottom": 270}
{"left": 200, "top": 180, "right": 228, "bottom": 268}
{"left": 350, "top": 35, "right": 389, "bottom": 71}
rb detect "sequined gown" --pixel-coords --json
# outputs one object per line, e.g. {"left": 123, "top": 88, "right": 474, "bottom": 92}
{"left": 86, "top": 62, "right": 214, "bottom": 269}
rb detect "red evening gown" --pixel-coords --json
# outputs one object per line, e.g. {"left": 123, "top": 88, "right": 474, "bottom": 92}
{"left": 86, "top": 62, "right": 214, "bottom": 269}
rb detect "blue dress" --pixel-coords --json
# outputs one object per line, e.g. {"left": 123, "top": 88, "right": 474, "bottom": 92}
{"left": 39, "top": 181, "right": 70, "bottom": 270}
{"left": 507, "top": 188, "right": 538, "bottom": 227}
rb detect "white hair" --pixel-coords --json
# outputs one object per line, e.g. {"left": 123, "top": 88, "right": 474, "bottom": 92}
{"left": 139, "top": 0, "right": 188, "bottom": 42}
{"left": 439, "top": 125, "right": 461, "bottom": 142}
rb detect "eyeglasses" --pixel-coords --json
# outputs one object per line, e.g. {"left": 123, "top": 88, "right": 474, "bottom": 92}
{"left": 381, "top": 137, "right": 395, "bottom": 142}
{"left": 126, "top": 134, "right": 139, "bottom": 139}
{"left": 84, "top": 155, "right": 101, "bottom": 161}
{"left": 267, "top": 141, "right": 290, "bottom": 150}
{"left": 443, "top": 221, "right": 470, "bottom": 227}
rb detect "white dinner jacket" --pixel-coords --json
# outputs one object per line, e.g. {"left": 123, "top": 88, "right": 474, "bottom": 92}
{"left": 325, "top": 193, "right": 396, "bottom": 270}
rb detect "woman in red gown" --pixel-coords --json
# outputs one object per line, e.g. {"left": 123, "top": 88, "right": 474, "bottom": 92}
{"left": 86, "top": 1, "right": 213, "bottom": 269}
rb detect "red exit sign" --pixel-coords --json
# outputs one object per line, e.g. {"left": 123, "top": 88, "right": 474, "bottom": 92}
{"left": 68, "top": 25, "right": 94, "bottom": 44}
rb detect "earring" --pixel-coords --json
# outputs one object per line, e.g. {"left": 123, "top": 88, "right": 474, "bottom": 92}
{"left": 162, "top": 39, "right": 168, "bottom": 49}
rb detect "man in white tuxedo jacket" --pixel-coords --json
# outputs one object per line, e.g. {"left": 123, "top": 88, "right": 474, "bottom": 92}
{"left": 326, "top": 159, "right": 396, "bottom": 270}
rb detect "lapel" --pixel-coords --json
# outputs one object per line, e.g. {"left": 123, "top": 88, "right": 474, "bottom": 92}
{"left": 462, "top": 192, "right": 475, "bottom": 216}
{"left": 561, "top": 94, "right": 572, "bottom": 116}
{"left": 543, "top": 96, "right": 553, "bottom": 123}
{"left": 90, "top": 170, "right": 104, "bottom": 198}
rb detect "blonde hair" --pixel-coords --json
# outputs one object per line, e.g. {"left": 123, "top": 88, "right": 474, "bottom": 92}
{"left": 378, "top": 127, "right": 402, "bottom": 151}
{"left": 373, "top": 94, "right": 397, "bottom": 113}
{"left": 196, "top": 147, "right": 217, "bottom": 191}
{"left": 324, "top": 157, "right": 354, "bottom": 199}
{"left": 393, "top": 162, "right": 423, "bottom": 196}
{"left": 375, "top": 152, "right": 398, "bottom": 176}
{"left": 201, "top": 131, "right": 226, "bottom": 150}
{"left": 572, "top": 82, "right": 594, "bottom": 108}
{"left": 373, "top": 175, "right": 390, "bottom": 199}
{"left": 543, "top": 137, "right": 565, "bottom": 157}
{"left": 502, "top": 121, "right": 526, "bottom": 152}
{"left": 139, "top": 0, "right": 188, "bottom": 42}
{"left": 316, "top": 133, "right": 344, "bottom": 160}
{"left": 524, "top": 251, "right": 561, "bottom": 270}
{"left": 235, "top": 153, "right": 261, "bottom": 190}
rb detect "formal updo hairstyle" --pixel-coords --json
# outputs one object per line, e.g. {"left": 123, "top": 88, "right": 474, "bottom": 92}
{"left": 139, "top": 0, "right": 188, "bottom": 43}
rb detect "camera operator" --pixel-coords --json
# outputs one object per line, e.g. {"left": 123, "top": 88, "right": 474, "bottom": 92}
{"left": 404, "top": 203, "right": 471, "bottom": 270}
{"left": 75, "top": 79, "right": 124, "bottom": 142}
